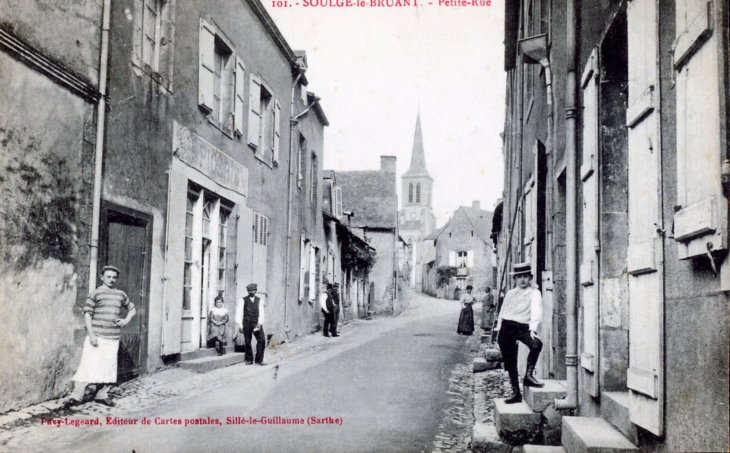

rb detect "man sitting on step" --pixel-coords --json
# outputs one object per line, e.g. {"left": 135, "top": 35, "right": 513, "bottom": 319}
{"left": 494, "top": 262, "right": 544, "bottom": 404}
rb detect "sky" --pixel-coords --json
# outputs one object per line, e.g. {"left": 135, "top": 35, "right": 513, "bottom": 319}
{"left": 265, "top": 1, "right": 506, "bottom": 227}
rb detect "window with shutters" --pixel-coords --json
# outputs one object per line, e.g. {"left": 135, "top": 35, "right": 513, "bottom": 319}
{"left": 298, "top": 134, "right": 307, "bottom": 188}
{"left": 248, "top": 75, "right": 281, "bottom": 167}
{"left": 132, "top": 0, "right": 176, "bottom": 92}
{"left": 334, "top": 186, "right": 343, "bottom": 218}
{"left": 310, "top": 153, "right": 318, "bottom": 204}
{"left": 673, "top": 0, "right": 728, "bottom": 261}
{"left": 198, "top": 19, "right": 241, "bottom": 136}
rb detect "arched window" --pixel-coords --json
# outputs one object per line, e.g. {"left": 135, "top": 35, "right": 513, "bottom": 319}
{"left": 408, "top": 183, "right": 413, "bottom": 203}
{"left": 416, "top": 183, "right": 421, "bottom": 203}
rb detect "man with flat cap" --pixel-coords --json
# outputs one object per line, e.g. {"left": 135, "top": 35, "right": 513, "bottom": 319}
{"left": 239, "top": 283, "right": 266, "bottom": 365}
{"left": 495, "top": 262, "right": 544, "bottom": 404}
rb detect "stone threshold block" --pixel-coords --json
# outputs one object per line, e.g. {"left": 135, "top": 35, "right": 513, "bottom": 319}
{"left": 484, "top": 348, "right": 503, "bottom": 362}
{"left": 562, "top": 416, "right": 638, "bottom": 453}
{"left": 524, "top": 380, "right": 567, "bottom": 412}
{"left": 495, "top": 398, "right": 541, "bottom": 444}
{"left": 178, "top": 352, "right": 248, "bottom": 373}
{"left": 600, "top": 392, "right": 638, "bottom": 446}
{"left": 472, "top": 422, "right": 511, "bottom": 453}
{"left": 522, "top": 445, "right": 567, "bottom": 453}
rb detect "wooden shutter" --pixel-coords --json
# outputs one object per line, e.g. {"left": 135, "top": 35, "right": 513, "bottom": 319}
{"left": 673, "top": 0, "right": 727, "bottom": 260}
{"left": 158, "top": 1, "right": 175, "bottom": 86}
{"left": 273, "top": 100, "right": 281, "bottom": 165}
{"left": 449, "top": 251, "right": 456, "bottom": 266}
{"left": 252, "top": 213, "right": 268, "bottom": 298}
{"left": 247, "top": 75, "right": 262, "bottom": 148}
{"left": 308, "top": 246, "right": 316, "bottom": 301}
{"left": 198, "top": 19, "right": 215, "bottom": 112}
{"left": 335, "top": 187, "right": 343, "bottom": 217}
{"left": 299, "top": 237, "right": 307, "bottom": 302}
{"left": 161, "top": 170, "right": 187, "bottom": 355}
{"left": 626, "top": 0, "right": 664, "bottom": 436}
{"left": 467, "top": 250, "right": 474, "bottom": 268}
{"left": 580, "top": 48, "right": 600, "bottom": 397}
{"left": 234, "top": 57, "right": 245, "bottom": 136}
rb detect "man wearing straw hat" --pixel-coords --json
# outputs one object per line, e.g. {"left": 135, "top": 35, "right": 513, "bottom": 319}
{"left": 494, "top": 262, "right": 544, "bottom": 404}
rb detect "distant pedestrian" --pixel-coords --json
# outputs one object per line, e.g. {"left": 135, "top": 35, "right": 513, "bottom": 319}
{"left": 481, "top": 286, "right": 496, "bottom": 330}
{"left": 320, "top": 282, "right": 339, "bottom": 337}
{"left": 64, "top": 265, "right": 136, "bottom": 408}
{"left": 208, "top": 293, "right": 229, "bottom": 356}
{"left": 494, "top": 263, "right": 544, "bottom": 404}
{"left": 239, "top": 283, "right": 266, "bottom": 365}
{"left": 332, "top": 282, "right": 341, "bottom": 328}
{"left": 457, "top": 285, "right": 475, "bottom": 335}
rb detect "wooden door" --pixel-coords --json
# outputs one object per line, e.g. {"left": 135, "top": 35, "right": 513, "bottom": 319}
{"left": 101, "top": 206, "right": 151, "bottom": 382}
{"left": 626, "top": 0, "right": 664, "bottom": 436}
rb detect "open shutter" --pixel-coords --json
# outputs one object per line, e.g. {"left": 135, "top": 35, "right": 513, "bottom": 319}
{"left": 335, "top": 187, "right": 343, "bottom": 217}
{"left": 198, "top": 19, "right": 215, "bottom": 112}
{"left": 273, "top": 100, "right": 281, "bottom": 165}
{"left": 449, "top": 251, "right": 456, "bottom": 266}
{"left": 247, "top": 75, "right": 262, "bottom": 148}
{"left": 161, "top": 170, "right": 187, "bottom": 355}
{"left": 580, "top": 48, "right": 600, "bottom": 398}
{"left": 673, "top": 0, "right": 727, "bottom": 262}
{"left": 308, "top": 246, "right": 316, "bottom": 301}
{"left": 467, "top": 251, "right": 474, "bottom": 268}
{"left": 627, "top": 0, "right": 664, "bottom": 436}
{"left": 234, "top": 57, "right": 245, "bottom": 136}
{"left": 299, "top": 237, "right": 307, "bottom": 302}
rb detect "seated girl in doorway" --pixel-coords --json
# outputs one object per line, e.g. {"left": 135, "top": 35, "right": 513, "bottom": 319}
{"left": 208, "top": 294, "right": 230, "bottom": 356}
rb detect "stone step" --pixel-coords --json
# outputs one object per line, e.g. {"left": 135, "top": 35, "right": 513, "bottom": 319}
{"left": 601, "top": 392, "right": 638, "bottom": 446}
{"left": 472, "top": 422, "right": 510, "bottom": 453}
{"left": 178, "top": 352, "right": 248, "bottom": 373}
{"left": 179, "top": 345, "right": 235, "bottom": 362}
{"left": 523, "top": 446, "right": 568, "bottom": 453}
{"left": 484, "top": 348, "right": 502, "bottom": 362}
{"left": 495, "top": 398, "right": 541, "bottom": 444}
{"left": 524, "top": 380, "right": 567, "bottom": 412}
{"left": 562, "top": 417, "right": 638, "bottom": 453}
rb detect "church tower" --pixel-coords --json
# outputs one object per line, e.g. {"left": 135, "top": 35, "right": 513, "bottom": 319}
{"left": 399, "top": 113, "right": 436, "bottom": 247}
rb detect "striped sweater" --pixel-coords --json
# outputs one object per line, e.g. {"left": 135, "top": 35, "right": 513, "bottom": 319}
{"left": 83, "top": 286, "right": 134, "bottom": 340}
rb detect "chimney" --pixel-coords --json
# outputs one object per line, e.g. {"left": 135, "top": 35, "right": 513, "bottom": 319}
{"left": 472, "top": 200, "right": 481, "bottom": 211}
{"left": 380, "top": 156, "right": 397, "bottom": 173}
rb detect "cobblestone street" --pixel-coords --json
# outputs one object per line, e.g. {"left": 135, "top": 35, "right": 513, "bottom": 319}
{"left": 0, "top": 293, "right": 503, "bottom": 453}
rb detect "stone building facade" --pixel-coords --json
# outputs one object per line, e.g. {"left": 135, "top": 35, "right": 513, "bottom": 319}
{"left": 422, "top": 202, "right": 495, "bottom": 299}
{"left": 495, "top": 0, "right": 729, "bottom": 450}
{"left": 336, "top": 157, "right": 402, "bottom": 315}
{"left": 0, "top": 0, "right": 328, "bottom": 413}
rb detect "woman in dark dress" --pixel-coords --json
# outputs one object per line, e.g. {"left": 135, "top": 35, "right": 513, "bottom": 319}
{"left": 457, "top": 285, "right": 475, "bottom": 335}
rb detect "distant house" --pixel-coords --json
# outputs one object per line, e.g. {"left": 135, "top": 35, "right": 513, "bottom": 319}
{"left": 335, "top": 156, "right": 402, "bottom": 314}
{"left": 422, "top": 201, "right": 495, "bottom": 299}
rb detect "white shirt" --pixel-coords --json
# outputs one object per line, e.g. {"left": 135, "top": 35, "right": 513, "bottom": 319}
{"left": 319, "top": 292, "right": 330, "bottom": 312}
{"left": 496, "top": 285, "right": 542, "bottom": 332}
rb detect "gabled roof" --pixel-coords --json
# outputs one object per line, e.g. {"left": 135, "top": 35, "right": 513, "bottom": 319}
{"left": 426, "top": 205, "right": 493, "bottom": 244}
{"left": 336, "top": 170, "right": 397, "bottom": 229}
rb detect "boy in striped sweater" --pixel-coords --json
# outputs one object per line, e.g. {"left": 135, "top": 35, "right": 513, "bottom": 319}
{"left": 64, "top": 265, "right": 136, "bottom": 408}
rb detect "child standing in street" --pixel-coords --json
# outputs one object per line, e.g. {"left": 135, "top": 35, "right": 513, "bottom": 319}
{"left": 208, "top": 294, "right": 229, "bottom": 356}
{"left": 64, "top": 265, "right": 135, "bottom": 408}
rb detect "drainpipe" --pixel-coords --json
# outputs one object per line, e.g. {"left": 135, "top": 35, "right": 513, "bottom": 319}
{"left": 283, "top": 69, "right": 305, "bottom": 338}
{"left": 88, "top": 0, "right": 111, "bottom": 291}
{"left": 555, "top": 0, "right": 579, "bottom": 410}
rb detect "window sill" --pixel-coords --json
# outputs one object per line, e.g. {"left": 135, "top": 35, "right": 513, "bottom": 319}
{"left": 206, "top": 116, "right": 235, "bottom": 139}
{"left": 131, "top": 59, "right": 173, "bottom": 93}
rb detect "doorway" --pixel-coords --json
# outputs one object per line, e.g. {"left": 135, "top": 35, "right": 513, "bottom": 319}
{"left": 100, "top": 203, "right": 152, "bottom": 382}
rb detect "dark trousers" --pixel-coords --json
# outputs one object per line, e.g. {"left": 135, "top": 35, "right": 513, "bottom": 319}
{"left": 497, "top": 319, "right": 543, "bottom": 387}
{"left": 322, "top": 308, "right": 337, "bottom": 336}
{"left": 242, "top": 321, "right": 265, "bottom": 363}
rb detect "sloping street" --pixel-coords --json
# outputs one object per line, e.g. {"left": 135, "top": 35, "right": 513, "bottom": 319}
{"left": 2, "top": 293, "right": 482, "bottom": 453}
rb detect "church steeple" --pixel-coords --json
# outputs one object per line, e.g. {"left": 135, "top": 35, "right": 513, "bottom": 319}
{"left": 403, "top": 113, "right": 432, "bottom": 179}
